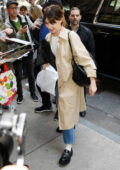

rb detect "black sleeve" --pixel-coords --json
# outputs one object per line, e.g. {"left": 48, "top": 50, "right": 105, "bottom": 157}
{"left": 35, "top": 40, "right": 56, "bottom": 69}
{"left": 86, "top": 29, "right": 95, "bottom": 60}
{"left": 35, "top": 41, "right": 46, "bottom": 67}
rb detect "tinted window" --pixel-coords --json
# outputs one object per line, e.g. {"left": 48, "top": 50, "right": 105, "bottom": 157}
{"left": 98, "top": 0, "right": 120, "bottom": 24}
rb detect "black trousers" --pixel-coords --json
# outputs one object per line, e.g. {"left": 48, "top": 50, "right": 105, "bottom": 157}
{"left": 13, "top": 53, "right": 35, "bottom": 97}
{"left": 37, "top": 85, "right": 51, "bottom": 107}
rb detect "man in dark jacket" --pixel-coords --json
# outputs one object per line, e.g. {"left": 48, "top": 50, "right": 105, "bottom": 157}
{"left": 69, "top": 7, "right": 96, "bottom": 117}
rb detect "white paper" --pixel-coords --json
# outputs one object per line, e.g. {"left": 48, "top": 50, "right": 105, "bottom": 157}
{"left": 36, "top": 65, "right": 58, "bottom": 96}
{"left": 6, "top": 38, "right": 31, "bottom": 45}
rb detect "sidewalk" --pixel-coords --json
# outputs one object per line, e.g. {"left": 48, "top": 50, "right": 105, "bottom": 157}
{"left": 10, "top": 80, "right": 120, "bottom": 170}
{"left": 25, "top": 124, "right": 120, "bottom": 170}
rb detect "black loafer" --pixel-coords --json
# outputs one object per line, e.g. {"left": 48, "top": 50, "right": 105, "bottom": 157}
{"left": 59, "top": 149, "right": 73, "bottom": 166}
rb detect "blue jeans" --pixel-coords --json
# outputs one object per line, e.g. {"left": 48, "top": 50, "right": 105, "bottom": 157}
{"left": 63, "top": 128, "right": 75, "bottom": 144}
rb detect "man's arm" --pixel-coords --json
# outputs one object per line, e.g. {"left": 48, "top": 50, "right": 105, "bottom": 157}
{"left": 5, "top": 19, "right": 22, "bottom": 39}
{"left": 24, "top": 15, "right": 41, "bottom": 30}
{"left": 0, "top": 28, "right": 14, "bottom": 42}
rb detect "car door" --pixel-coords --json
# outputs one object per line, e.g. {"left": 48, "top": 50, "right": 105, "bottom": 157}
{"left": 93, "top": 0, "right": 120, "bottom": 80}
{"left": 80, "top": 0, "right": 120, "bottom": 80}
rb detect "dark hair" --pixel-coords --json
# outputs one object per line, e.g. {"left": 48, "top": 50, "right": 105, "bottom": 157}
{"left": 70, "top": 7, "right": 81, "bottom": 15}
{"left": 6, "top": 1, "right": 18, "bottom": 8}
{"left": 44, "top": 5, "right": 64, "bottom": 24}
{"left": 20, "top": 6, "right": 28, "bottom": 11}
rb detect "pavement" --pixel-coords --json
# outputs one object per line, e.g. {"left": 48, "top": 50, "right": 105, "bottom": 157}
{"left": 9, "top": 79, "right": 120, "bottom": 170}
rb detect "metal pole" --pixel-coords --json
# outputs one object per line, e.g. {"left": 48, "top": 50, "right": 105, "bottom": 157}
{"left": 93, "top": 0, "right": 105, "bottom": 23}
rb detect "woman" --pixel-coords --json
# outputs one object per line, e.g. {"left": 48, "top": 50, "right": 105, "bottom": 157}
{"left": 43, "top": 6, "right": 97, "bottom": 166}
{"left": 29, "top": 5, "right": 43, "bottom": 22}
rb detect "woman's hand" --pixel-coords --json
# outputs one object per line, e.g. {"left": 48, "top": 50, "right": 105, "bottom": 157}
{"left": 41, "top": 63, "right": 50, "bottom": 70}
{"left": 88, "top": 77, "right": 97, "bottom": 96}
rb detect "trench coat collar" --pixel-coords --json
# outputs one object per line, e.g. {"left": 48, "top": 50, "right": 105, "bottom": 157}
{"left": 46, "top": 26, "right": 69, "bottom": 42}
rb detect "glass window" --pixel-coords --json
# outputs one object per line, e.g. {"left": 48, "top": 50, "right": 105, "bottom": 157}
{"left": 98, "top": 0, "right": 120, "bottom": 24}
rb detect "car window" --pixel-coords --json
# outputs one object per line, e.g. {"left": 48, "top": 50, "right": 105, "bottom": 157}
{"left": 98, "top": 0, "right": 120, "bottom": 24}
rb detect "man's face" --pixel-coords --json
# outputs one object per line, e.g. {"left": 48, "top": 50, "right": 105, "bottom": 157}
{"left": 20, "top": 9, "right": 28, "bottom": 15}
{"left": 7, "top": 4, "right": 18, "bottom": 19}
{"left": 69, "top": 9, "right": 81, "bottom": 26}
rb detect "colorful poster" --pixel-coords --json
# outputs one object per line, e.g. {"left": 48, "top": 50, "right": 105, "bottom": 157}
{"left": 0, "top": 70, "right": 17, "bottom": 105}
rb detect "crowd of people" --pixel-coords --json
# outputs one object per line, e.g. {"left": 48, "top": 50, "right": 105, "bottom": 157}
{"left": 0, "top": 0, "right": 97, "bottom": 168}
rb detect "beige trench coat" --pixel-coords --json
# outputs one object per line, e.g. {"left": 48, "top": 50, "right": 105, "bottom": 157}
{"left": 46, "top": 27, "right": 97, "bottom": 130}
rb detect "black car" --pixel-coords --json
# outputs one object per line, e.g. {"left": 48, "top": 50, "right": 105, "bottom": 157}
{"left": 62, "top": 0, "right": 120, "bottom": 81}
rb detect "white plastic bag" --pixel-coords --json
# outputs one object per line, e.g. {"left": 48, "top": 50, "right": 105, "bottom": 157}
{"left": 36, "top": 65, "right": 58, "bottom": 96}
